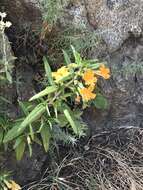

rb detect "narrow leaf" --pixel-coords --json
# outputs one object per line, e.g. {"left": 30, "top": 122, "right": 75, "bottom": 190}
{"left": 28, "top": 143, "right": 32, "bottom": 157}
{"left": 18, "top": 101, "right": 29, "bottom": 115}
{"left": 89, "top": 63, "right": 101, "bottom": 69}
{"left": 40, "top": 125, "right": 51, "bottom": 152}
{"left": 0, "top": 128, "right": 4, "bottom": 144}
{"left": 20, "top": 104, "right": 46, "bottom": 129}
{"left": 62, "top": 50, "right": 71, "bottom": 65}
{"left": 4, "top": 104, "right": 46, "bottom": 143}
{"left": 13, "top": 137, "right": 23, "bottom": 149}
{"left": 29, "top": 86, "right": 57, "bottom": 101}
{"left": 3, "top": 122, "right": 21, "bottom": 143}
{"left": 43, "top": 57, "right": 54, "bottom": 85}
{"left": 63, "top": 109, "right": 78, "bottom": 135}
{"left": 15, "top": 139, "right": 26, "bottom": 161}
{"left": 71, "top": 45, "right": 82, "bottom": 65}
{"left": 29, "top": 124, "right": 34, "bottom": 140}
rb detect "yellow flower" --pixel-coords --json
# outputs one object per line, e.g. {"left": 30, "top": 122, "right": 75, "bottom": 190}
{"left": 52, "top": 66, "right": 70, "bottom": 82}
{"left": 5, "top": 180, "right": 21, "bottom": 190}
{"left": 79, "top": 87, "right": 96, "bottom": 102}
{"left": 5, "top": 181, "right": 12, "bottom": 189}
{"left": 96, "top": 64, "right": 110, "bottom": 79}
{"left": 82, "top": 69, "right": 97, "bottom": 86}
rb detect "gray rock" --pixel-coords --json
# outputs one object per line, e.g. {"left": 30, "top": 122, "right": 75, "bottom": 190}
{"left": 64, "top": 0, "right": 143, "bottom": 51}
{"left": 0, "top": 145, "right": 47, "bottom": 185}
{"left": 86, "top": 0, "right": 143, "bottom": 51}
{"left": 84, "top": 37, "right": 143, "bottom": 133}
{"left": 16, "top": 64, "right": 35, "bottom": 101}
{"left": 0, "top": 0, "right": 42, "bottom": 30}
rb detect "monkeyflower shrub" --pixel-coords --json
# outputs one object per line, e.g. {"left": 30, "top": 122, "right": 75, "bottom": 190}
{"left": 2, "top": 47, "right": 110, "bottom": 160}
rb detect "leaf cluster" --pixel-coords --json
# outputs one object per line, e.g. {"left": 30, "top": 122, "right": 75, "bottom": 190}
{"left": 0, "top": 47, "right": 109, "bottom": 160}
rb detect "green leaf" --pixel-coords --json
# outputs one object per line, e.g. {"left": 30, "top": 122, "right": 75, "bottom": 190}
{"left": 0, "top": 128, "right": 4, "bottom": 144}
{"left": 27, "top": 141, "right": 32, "bottom": 157}
{"left": 18, "top": 101, "right": 29, "bottom": 115}
{"left": 46, "top": 105, "right": 51, "bottom": 116}
{"left": 40, "top": 125, "right": 51, "bottom": 152}
{"left": 63, "top": 109, "right": 79, "bottom": 135}
{"left": 71, "top": 45, "right": 82, "bottom": 65}
{"left": 61, "top": 93, "right": 73, "bottom": 100}
{"left": 3, "top": 122, "right": 21, "bottom": 143}
{"left": 0, "top": 96, "right": 12, "bottom": 105}
{"left": 62, "top": 50, "right": 71, "bottom": 65}
{"left": 3, "top": 104, "right": 46, "bottom": 143}
{"left": 20, "top": 104, "right": 46, "bottom": 129}
{"left": 43, "top": 57, "right": 54, "bottom": 85}
{"left": 93, "top": 94, "right": 108, "bottom": 109}
{"left": 86, "top": 59, "right": 99, "bottom": 63}
{"left": 6, "top": 71, "right": 12, "bottom": 84}
{"left": 18, "top": 101, "right": 34, "bottom": 113}
{"left": 89, "top": 63, "right": 101, "bottom": 69}
{"left": 29, "top": 86, "right": 57, "bottom": 101}
{"left": 13, "top": 137, "right": 23, "bottom": 149}
{"left": 15, "top": 139, "right": 26, "bottom": 161}
{"left": 54, "top": 107, "right": 58, "bottom": 118}
{"left": 57, "top": 114, "right": 68, "bottom": 127}
{"left": 29, "top": 124, "right": 34, "bottom": 140}
{"left": 57, "top": 74, "right": 72, "bottom": 83}
{"left": 33, "top": 136, "right": 42, "bottom": 146}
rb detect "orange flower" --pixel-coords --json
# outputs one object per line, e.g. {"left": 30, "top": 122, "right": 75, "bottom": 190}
{"left": 79, "top": 87, "right": 96, "bottom": 102}
{"left": 88, "top": 84, "right": 95, "bottom": 92}
{"left": 75, "top": 95, "right": 81, "bottom": 103}
{"left": 82, "top": 69, "right": 97, "bottom": 86}
{"left": 96, "top": 64, "right": 110, "bottom": 79}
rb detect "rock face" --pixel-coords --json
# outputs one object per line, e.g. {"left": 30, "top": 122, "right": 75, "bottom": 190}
{"left": 0, "top": 0, "right": 42, "bottom": 29}
{"left": 65, "top": 0, "right": 143, "bottom": 51}
{"left": 84, "top": 37, "right": 143, "bottom": 133}
{"left": 86, "top": 0, "right": 143, "bottom": 130}
{"left": 85, "top": 0, "right": 143, "bottom": 51}
{"left": 63, "top": 0, "right": 143, "bottom": 132}
{"left": 0, "top": 145, "right": 47, "bottom": 185}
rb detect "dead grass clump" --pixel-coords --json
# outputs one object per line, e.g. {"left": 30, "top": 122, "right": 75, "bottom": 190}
{"left": 26, "top": 127, "right": 143, "bottom": 190}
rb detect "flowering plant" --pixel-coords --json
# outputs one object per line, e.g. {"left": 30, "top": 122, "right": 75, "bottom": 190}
{"left": 51, "top": 48, "right": 110, "bottom": 106}
{"left": 0, "top": 12, "right": 14, "bottom": 83}
{"left": 0, "top": 12, "right": 12, "bottom": 30}
{"left": 2, "top": 47, "right": 110, "bottom": 160}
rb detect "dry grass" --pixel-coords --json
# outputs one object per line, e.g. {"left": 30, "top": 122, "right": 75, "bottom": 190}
{"left": 25, "top": 127, "right": 143, "bottom": 190}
